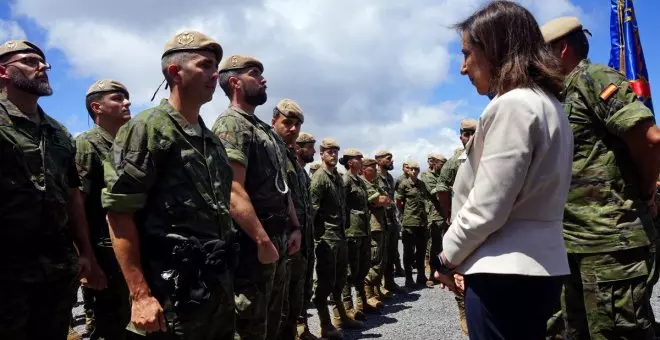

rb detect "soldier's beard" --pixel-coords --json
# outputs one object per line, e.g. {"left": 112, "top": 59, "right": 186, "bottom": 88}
{"left": 244, "top": 87, "right": 267, "bottom": 106}
{"left": 301, "top": 153, "right": 314, "bottom": 163}
{"left": 385, "top": 163, "right": 394, "bottom": 171}
{"left": 10, "top": 69, "right": 53, "bottom": 97}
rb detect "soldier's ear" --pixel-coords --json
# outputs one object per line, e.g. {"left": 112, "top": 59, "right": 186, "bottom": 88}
{"left": 0, "top": 64, "right": 9, "bottom": 81}
{"left": 91, "top": 102, "right": 103, "bottom": 117}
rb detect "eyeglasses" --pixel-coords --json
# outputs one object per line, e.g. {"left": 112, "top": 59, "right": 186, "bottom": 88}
{"left": 1, "top": 56, "right": 52, "bottom": 71}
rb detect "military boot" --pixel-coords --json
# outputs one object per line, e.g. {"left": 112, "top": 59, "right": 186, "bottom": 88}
{"left": 317, "top": 300, "right": 343, "bottom": 340}
{"left": 416, "top": 273, "right": 428, "bottom": 287}
{"left": 343, "top": 300, "right": 365, "bottom": 321}
{"left": 358, "top": 287, "right": 382, "bottom": 314}
{"left": 331, "top": 303, "right": 364, "bottom": 330}
{"left": 404, "top": 270, "right": 415, "bottom": 288}
{"left": 375, "top": 283, "right": 393, "bottom": 300}
{"left": 384, "top": 279, "right": 407, "bottom": 294}
{"left": 364, "top": 285, "right": 384, "bottom": 309}
{"left": 297, "top": 320, "right": 327, "bottom": 340}
{"left": 67, "top": 327, "right": 82, "bottom": 340}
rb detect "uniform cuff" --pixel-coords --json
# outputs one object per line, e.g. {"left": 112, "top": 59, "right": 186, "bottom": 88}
{"left": 226, "top": 149, "right": 248, "bottom": 167}
{"left": 102, "top": 188, "right": 147, "bottom": 212}
{"left": 607, "top": 102, "right": 654, "bottom": 137}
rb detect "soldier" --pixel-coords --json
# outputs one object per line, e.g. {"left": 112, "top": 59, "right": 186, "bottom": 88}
{"left": 340, "top": 149, "right": 381, "bottom": 321}
{"left": 294, "top": 132, "right": 320, "bottom": 339}
{"left": 420, "top": 153, "right": 446, "bottom": 287}
{"left": 434, "top": 118, "right": 477, "bottom": 336}
{"left": 361, "top": 158, "right": 391, "bottom": 308}
{"left": 311, "top": 139, "right": 363, "bottom": 339}
{"left": 270, "top": 101, "right": 321, "bottom": 340}
{"left": 395, "top": 161, "right": 436, "bottom": 287}
{"left": 213, "top": 55, "right": 302, "bottom": 340}
{"left": 310, "top": 162, "right": 321, "bottom": 175}
{"left": 76, "top": 79, "right": 132, "bottom": 340}
{"left": 103, "top": 31, "right": 237, "bottom": 338}
{"left": 0, "top": 39, "right": 106, "bottom": 340}
{"left": 541, "top": 17, "right": 660, "bottom": 339}
{"left": 374, "top": 150, "right": 406, "bottom": 296}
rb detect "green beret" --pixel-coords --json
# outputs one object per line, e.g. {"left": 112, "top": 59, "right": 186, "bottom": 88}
{"left": 218, "top": 55, "right": 264, "bottom": 73}
{"left": 320, "top": 138, "right": 340, "bottom": 150}
{"left": 163, "top": 31, "right": 222, "bottom": 62}
{"left": 86, "top": 80, "right": 129, "bottom": 98}
{"left": 275, "top": 99, "right": 304, "bottom": 123}
{"left": 0, "top": 40, "right": 45, "bottom": 60}
{"left": 541, "top": 16, "right": 583, "bottom": 43}
{"left": 296, "top": 132, "right": 316, "bottom": 144}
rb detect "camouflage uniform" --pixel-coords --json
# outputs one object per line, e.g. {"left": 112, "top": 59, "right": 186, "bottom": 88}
{"left": 278, "top": 146, "right": 313, "bottom": 340}
{"left": 103, "top": 99, "right": 237, "bottom": 339}
{"left": 395, "top": 175, "right": 433, "bottom": 284}
{"left": 341, "top": 169, "right": 371, "bottom": 313}
{"left": 0, "top": 94, "right": 79, "bottom": 340}
{"left": 363, "top": 171, "right": 390, "bottom": 291}
{"left": 75, "top": 125, "right": 130, "bottom": 340}
{"left": 212, "top": 105, "right": 291, "bottom": 340}
{"left": 310, "top": 165, "right": 348, "bottom": 328}
{"left": 420, "top": 166, "right": 444, "bottom": 278}
{"left": 558, "top": 59, "right": 656, "bottom": 340}
{"left": 377, "top": 170, "right": 400, "bottom": 289}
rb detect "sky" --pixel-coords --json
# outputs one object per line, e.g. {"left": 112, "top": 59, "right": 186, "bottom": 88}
{"left": 0, "top": 0, "right": 658, "bottom": 174}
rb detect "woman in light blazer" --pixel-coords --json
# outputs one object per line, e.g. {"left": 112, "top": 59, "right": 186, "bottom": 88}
{"left": 433, "top": 1, "right": 574, "bottom": 339}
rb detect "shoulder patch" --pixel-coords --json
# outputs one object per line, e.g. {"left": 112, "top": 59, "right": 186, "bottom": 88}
{"left": 599, "top": 83, "right": 618, "bottom": 101}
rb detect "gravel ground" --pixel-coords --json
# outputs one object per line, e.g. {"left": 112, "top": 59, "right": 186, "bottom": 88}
{"left": 71, "top": 246, "right": 660, "bottom": 340}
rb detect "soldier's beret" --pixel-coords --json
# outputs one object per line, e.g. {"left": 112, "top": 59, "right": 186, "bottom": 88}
{"left": 541, "top": 17, "right": 583, "bottom": 44}
{"left": 86, "top": 80, "right": 129, "bottom": 98}
{"left": 0, "top": 40, "right": 45, "bottom": 61}
{"left": 162, "top": 31, "right": 222, "bottom": 62}
{"left": 320, "top": 138, "right": 340, "bottom": 150}
{"left": 275, "top": 99, "right": 304, "bottom": 123}
{"left": 407, "top": 161, "right": 420, "bottom": 169}
{"left": 343, "top": 148, "right": 363, "bottom": 158}
{"left": 362, "top": 158, "right": 377, "bottom": 167}
{"left": 402, "top": 161, "right": 409, "bottom": 167}
{"left": 296, "top": 132, "right": 316, "bottom": 144}
{"left": 374, "top": 150, "right": 392, "bottom": 158}
{"left": 310, "top": 162, "right": 322, "bottom": 171}
{"left": 460, "top": 119, "right": 478, "bottom": 131}
{"left": 428, "top": 152, "right": 446, "bottom": 162}
{"left": 218, "top": 55, "right": 264, "bottom": 73}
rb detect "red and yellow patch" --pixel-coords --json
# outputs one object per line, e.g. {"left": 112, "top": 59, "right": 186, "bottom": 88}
{"left": 599, "top": 84, "right": 618, "bottom": 101}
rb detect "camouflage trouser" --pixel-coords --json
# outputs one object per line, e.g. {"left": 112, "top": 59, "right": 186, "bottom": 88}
{"left": 313, "top": 239, "right": 348, "bottom": 325}
{"left": 0, "top": 273, "right": 77, "bottom": 340}
{"left": 384, "top": 225, "right": 398, "bottom": 285}
{"left": 342, "top": 236, "right": 371, "bottom": 303}
{"left": 277, "top": 251, "right": 307, "bottom": 340}
{"left": 563, "top": 247, "right": 655, "bottom": 340}
{"left": 303, "top": 246, "right": 315, "bottom": 313}
{"left": 426, "top": 220, "right": 445, "bottom": 273}
{"left": 234, "top": 232, "right": 289, "bottom": 340}
{"left": 401, "top": 226, "right": 428, "bottom": 278}
{"left": 84, "top": 246, "right": 131, "bottom": 340}
{"left": 365, "top": 230, "right": 388, "bottom": 286}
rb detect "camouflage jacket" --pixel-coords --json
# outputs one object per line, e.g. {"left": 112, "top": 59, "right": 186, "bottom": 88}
{"left": 75, "top": 125, "right": 114, "bottom": 248}
{"left": 0, "top": 95, "right": 79, "bottom": 282}
{"left": 420, "top": 169, "right": 444, "bottom": 223}
{"left": 102, "top": 99, "right": 235, "bottom": 251}
{"left": 562, "top": 59, "right": 655, "bottom": 253}
{"left": 435, "top": 149, "right": 464, "bottom": 195}
{"left": 343, "top": 171, "right": 370, "bottom": 237}
{"left": 286, "top": 147, "right": 313, "bottom": 253}
{"left": 377, "top": 170, "right": 399, "bottom": 230}
{"left": 310, "top": 166, "right": 346, "bottom": 241}
{"left": 364, "top": 176, "right": 389, "bottom": 232}
{"left": 396, "top": 177, "right": 434, "bottom": 227}
{"left": 212, "top": 106, "right": 290, "bottom": 224}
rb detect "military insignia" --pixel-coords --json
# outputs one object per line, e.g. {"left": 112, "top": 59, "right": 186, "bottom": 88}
{"left": 96, "top": 81, "right": 106, "bottom": 90}
{"left": 176, "top": 32, "right": 195, "bottom": 46}
{"left": 5, "top": 41, "right": 16, "bottom": 49}
{"left": 231, "top": 55, "right": 239, "bottom": 67}
{"left": 599, "top": 83, "right": 618, "bottom": 101}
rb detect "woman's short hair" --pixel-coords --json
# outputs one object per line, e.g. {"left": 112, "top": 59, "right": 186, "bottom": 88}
{"left": 455, "top": 1, "right": 565, "bottom": 98}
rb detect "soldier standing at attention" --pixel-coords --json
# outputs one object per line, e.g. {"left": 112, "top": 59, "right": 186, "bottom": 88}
{"left": 310, "top": 162, "right": 321, "bottom": 176}
{"left": 270, "top": 101, "right": 322, "bottom": 340}
{"left": 420, "top": 153, "right": 446, "bottom": 287}
{"left": 76, "top": 80, "right": 132, "bottom": 340}
{"left": 374, "top": 150, "right": 406, "bottom": 297}
{"left": 311, "top": 139, "right": 363, "bottom": 339}
{"left": 213, "top": 55, "right": 302, "bottom": 340}
{"left": 0, "top": 39, "right": 106, "bottom": 340}
{"left": 395, "top": 161, "right": 435, "bottom": 287}
{"left": 104, "top": 31, "right": 237, "bottom": 338}
{"left": 434, "top": 118, "right": 476, "bottom": 336}
{"left": 541, "top": 17, "right": 660, "bottom": 339}
{"left": 361, "top": 158, "right": 390, "bottom": 310}
{"left": 340, "top": 149, "right": 381, "bottom": 320}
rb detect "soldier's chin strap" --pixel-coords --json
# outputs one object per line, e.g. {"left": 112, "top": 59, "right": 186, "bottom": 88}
{"left": 150, "top": 78, "right": 170, "bottom": 102}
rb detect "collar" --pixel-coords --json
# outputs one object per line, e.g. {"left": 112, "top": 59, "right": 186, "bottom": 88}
{"left": 159, "top": 99, "right": 211, "bottom": 139}
{"left": 93, "top": 125, "right": 114, "bottom": 144}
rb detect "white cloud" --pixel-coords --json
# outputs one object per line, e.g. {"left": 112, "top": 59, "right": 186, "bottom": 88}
{"left": 0, "top": 19, "right": 26, "bottom": 42}
{"left": 10, "top": 0, "right": 584, "bottom": 166}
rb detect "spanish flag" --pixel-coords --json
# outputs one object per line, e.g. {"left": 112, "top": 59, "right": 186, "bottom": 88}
{"left": 608, "top": 0, "right": 653, "bottom": 113}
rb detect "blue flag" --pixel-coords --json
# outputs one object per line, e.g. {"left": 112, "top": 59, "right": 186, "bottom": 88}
{"left": 608, "top": 0, "right": 653, "bottom": 112}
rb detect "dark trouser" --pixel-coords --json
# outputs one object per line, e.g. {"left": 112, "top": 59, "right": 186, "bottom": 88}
{"left": 234, "top": 232, "right": 289, "bottom": 340}
{"left": 465, "top": 273, "right": 562, "bottom": 340}
{"left": 562, "top": 247, "right": 655, "bottom": 340}
{"left": 426, "top": 220, "right": 445, "bottom": 274}
{"left": 383, "top": 226, "right": 397, "bottom": 285}
{"left": 365, "top": 230, "right": 387, "bottom": 286}
{"left": 85, "top": 246, "right": 131, "bottom": 340}
{"left": 342, "top": 236, "right": 370, "bottom": 303}
{"left": 278, "top": 251, "right": 307, "bottom": 340}
{"left": 303, "top": 245, "right": 315, "bottom": 313}
{"left": 401, "top": 226, "right": 427, "bottom": 278}
{"left": 313, "top": 239, "right": 348, "bottom": 326}
{"left": 0, "top": 274, "right": 77, "bottom": 340}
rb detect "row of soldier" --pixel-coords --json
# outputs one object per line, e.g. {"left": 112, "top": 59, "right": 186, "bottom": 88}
{"left": 0, "top": 28, "right": 472, "bottom": 340}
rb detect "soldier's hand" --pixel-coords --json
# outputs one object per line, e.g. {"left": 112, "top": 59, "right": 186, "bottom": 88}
{"left": 78, "top": 254, "right": 108, "bottom": 290}
{"left": 453, "top": 273, "right": 465, "bottom": 292}
{"left": 376, "top": 195, "right": 390, "bottom": 207}
{"left": 257, "top": 238, "right": 279, "bottom": 264}
{"left": 287, "top": 229, "right": 302, "bottom": 255}
{"left": 131, "top": 294, "right": 167, "bottom": 333}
